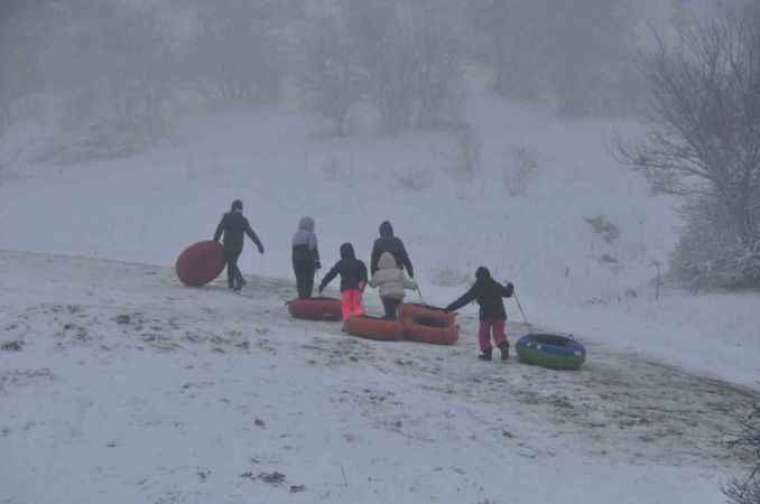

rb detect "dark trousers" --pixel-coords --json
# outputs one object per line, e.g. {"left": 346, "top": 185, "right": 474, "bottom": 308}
{"left": 293, "top": 259, "right": 316, "bottom": 298}
{"left": 381, "top": 297, "right": 402, "bottom": 320}
{"left": 224, "top": 249, "right": 243, "bottom": 289}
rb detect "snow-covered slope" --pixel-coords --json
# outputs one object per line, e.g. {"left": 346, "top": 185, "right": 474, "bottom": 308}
{"left": 0, "top": 93, "right": 675, "bottom": 304}
{"left": 1, "top": 91, "right": 757, "bottom": 388}
{"left": 1, "top": 251, "right": 756, "bottom": 504}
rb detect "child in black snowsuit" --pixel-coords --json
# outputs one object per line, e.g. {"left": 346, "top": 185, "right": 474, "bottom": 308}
{"left": 445, "top": 266, "right": 514, "bottom": 360}
{"left": 318, "top": 243, "right": 368, "bottom": 321}
{"left": 213, "top": 199, "right": 264, "bottom": 291}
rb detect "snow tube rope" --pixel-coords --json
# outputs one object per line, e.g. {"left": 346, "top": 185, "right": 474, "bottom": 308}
{"left": 516, "top": 333, "right": 586, "bottom": 370}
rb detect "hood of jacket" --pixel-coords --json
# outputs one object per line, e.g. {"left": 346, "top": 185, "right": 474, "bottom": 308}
{"left": 340, "top": 242, "right": 355, "bottom": 260}
{"left": 298, "top": 216, "right": 315, "bottom": 232}
{"left": 476, "top": 266, "right": 491, "bottom": 282}
{"left": 377, "top": 252, "right": 398, "bottom": 270}
{"left": 231, "top": 199, "right": 243, "bottom": 212}
{"left": 379, "top": 221, "right": 394, "bottom": 238}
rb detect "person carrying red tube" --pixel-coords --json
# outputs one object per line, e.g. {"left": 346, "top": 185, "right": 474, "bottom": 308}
{"left": 318, "top": 243, "right": 368, "bottom": 321}
{"left": 445, "top": 266, "right": 514, "bottom": 361}
{"left": 213, "top": 199, "right": 264, "bottom": 291}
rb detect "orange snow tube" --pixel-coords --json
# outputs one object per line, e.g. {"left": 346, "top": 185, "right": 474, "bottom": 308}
{"left": 400, "top": 303, "right": 459, "bottom": 345}
{"left": 343, "top": 315, "right": 404, "bottom": 342}
{"left": 175, "top": 240, "right": 226, "bottom": 287}
{"left": 287, "top": 297, "right": 342, "bottom": 322}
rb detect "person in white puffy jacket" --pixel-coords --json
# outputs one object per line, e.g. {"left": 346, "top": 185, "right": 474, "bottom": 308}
{"left": 369, "top": 252, "right": 417, "bottom": 319}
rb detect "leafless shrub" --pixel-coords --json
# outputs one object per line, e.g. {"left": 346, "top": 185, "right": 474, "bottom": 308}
{"left": 443, "top": 126, "right": 481, "bottom": 181}
{"left": 395, "top": 166, "right": 433, "bottom": 192}
{"left": 504, "top": 145, "right": 539, "bottom": 196}
{"left": 724, "top": 405, "right": 760, "bottom": 504}
{"left": 585, "top": 215, "right": 621, "bottom": 244}
{"left": 432, "top": 265, "right": 471, "bottom": 288}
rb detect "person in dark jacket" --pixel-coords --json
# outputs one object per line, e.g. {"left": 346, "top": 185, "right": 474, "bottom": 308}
{"left": 292, "top": 216, "right": 320, "bottom": 298}
{"left": 213, "top": 199, "right": 264, "bottom": 291}
{"left": 445, "top": 266, "right": 514, "bottom": 361}
{"left": 318, "top": 243, "right": 368, "bottom": 321}
{"left": 370, "top": 221, "right": 414, "bottom": 277}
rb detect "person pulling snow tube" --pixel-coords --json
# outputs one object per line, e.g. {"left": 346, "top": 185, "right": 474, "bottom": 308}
{"left": 399, "top": 303, "right": 459, "bottom": 345}
{"left": 516, "top": 333, "right": 586, "bottom": 370}
{"left": 343, "top": 315, "right": 404, "bottom": 342}
{"left": 287, "top": 297, "right": 342, "bottom": 322}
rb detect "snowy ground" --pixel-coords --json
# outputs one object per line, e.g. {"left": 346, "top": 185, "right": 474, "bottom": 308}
{"left": 1, "top": 251, "right": 757, "bottom": 504}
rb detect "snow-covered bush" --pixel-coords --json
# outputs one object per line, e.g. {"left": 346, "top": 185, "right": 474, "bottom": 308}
{"left": 444, "top": 126, "right": 481, "bottom": 181}
{"left": 724, "top": 406, "right": 760, "bottom": 504}
{"left": 504, "top": 145, "right": 539, "bottom": 196}
{"left": 671, "top": 197, "right": 760, "bottom": 291}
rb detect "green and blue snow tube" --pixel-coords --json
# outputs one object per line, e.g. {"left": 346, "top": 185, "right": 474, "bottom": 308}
{"left": 516, "top": 333, "right": 586, "bottom": 371}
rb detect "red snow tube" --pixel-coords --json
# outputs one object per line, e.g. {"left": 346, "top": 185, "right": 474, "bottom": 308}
{"left": 400, "top": 303, "right": 459, "bottom": 345}
{"left": 287, "top": 297, "right": 342, "bottom": 322}
{"left": 175, "top": 240, "right": 226, "bottom": 287}
{"left": 343, "top": 315, "right": 404, "bottom": 342}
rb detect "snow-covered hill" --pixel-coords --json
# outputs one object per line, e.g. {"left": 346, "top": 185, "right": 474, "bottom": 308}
{"left": 1, "top": 250, "right": 756, "bottom": 504}
{"left": 1, "top": 91, "right": 757, "bottom": 388}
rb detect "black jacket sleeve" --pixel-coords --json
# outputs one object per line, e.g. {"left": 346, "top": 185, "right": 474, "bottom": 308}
{"left": 359, "top": 261, "right": 368, "bottom": 287}
{"left": 397, "top": 241, "right": 414, "bottom": 278}
{"left": 213, "top": 214, "right": 226, "bottom": 242}
{"left": 244, "top": 219, "right": 264, "bottom": 252}
{"left": 445, "top": 285, "right": 478, "bottom": 312}
{"left": 319, "top": 262, "right": 340, "bottom": 292}
{"left": 370, "top": 240, "right": 381, "bottom": 275}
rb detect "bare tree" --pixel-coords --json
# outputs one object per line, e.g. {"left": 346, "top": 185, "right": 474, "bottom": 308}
{"left": 470, "top": 0, "right": 639, "bottom": 115}
{"left": 188, "top": 0, "right": 282, "bottom": 103}
{"left": 619, "top": 4, "right": 760, "bottom": 288}
{"left": 301, "top": 15, "right": 367, "bottom": 136}
{"left": 300, "top": 0, "right": 462, "bottom": 136}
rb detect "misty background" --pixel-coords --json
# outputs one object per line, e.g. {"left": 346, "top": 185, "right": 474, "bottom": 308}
{"left": 0, "top": 0, "right": 757, "bottom": 292}
{"left": 0, "top": 0, "right": 705, "bottom": 155}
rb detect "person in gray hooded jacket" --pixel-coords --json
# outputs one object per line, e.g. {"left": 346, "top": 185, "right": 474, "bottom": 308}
{"left": 292, "top": 216, "right": 321, "bottom": 298}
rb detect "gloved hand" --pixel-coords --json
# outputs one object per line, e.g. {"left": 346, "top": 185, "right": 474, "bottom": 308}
{"left": 258, "top": 244, "right": 265, "bottom": 254}
{"left": 505, "top": 282, "right": 514, "bottom": 297}
{"left": 315, "top": 261, "right": 321, "bottom": 270}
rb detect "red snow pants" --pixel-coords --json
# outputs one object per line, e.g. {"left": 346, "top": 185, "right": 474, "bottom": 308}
{"left": 341, "top": 290, "right": 364, "bottom": 321}
{"left": 478, "top": 319, "right": 507, "bottom": 352}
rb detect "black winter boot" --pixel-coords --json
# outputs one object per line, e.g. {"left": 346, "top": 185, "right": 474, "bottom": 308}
{"left": 478, "top": 349, "right": 493, "bottom": 361}
{"left": 498, "top": 342, "right": 510, "bottom": 361}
